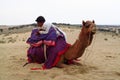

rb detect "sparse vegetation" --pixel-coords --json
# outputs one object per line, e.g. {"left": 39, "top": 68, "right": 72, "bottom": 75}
{"left": 0, "top": 29, "right": 3, "bottom": 32}
{"left": 7, "top": 37, "right": 16, "bottom": 43}
{"left": 3, "top": 34, "right": 10, "bottom": 36}
{"left": 8, "top": 39, "right": 16, "bottom": 43}
{"left": 22, "top": 38, "right": 26, "bottom": 41}
{"left": 0, "top": 40, "right": 6, "bottom": 43}
{"left": 104, "top": 38, "right": 108, "bottom": 41}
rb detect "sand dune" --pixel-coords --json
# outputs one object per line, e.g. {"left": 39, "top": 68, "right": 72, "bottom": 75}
{"left": 0, "top": 27, "right": 120, "bottom": 80}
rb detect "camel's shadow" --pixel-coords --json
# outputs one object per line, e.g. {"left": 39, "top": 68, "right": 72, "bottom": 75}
{"left": 63, "top": 63, "right": 98, "bottom": 75}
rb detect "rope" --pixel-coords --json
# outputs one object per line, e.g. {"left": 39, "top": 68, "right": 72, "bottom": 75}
{"left": 83, "top": 31, "right": 97, "bottom": 65}
{"left": 87, "top": 32, "right": 97, "bottom": 63}
{"left": 44, "top": 44, "right": 47, "bottom": 60}
{"left": 82, "top": 32, "right": 91, "bottom": 64}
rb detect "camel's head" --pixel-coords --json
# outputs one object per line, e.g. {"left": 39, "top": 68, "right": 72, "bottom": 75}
{"left": 82, "top": 20, "right": 96, "bottom": 35}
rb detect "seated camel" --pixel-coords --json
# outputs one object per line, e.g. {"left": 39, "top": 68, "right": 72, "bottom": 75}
{"left": 56, "top": 20, "right": 96, "bottom": 68}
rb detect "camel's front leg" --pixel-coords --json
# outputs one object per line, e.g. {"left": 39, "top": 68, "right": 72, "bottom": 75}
{"left": 56, "top": 55, "right": 68, "bottom": 68}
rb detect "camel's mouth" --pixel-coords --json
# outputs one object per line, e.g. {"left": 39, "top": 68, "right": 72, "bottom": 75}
{"left": 91, "top": 28, "right": 96, "bottom": 34}
{"left": 91, "top": 31, "right": 96, "bottom": 34}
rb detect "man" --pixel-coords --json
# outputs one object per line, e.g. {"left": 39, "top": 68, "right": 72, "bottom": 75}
{"left": 26, "top": 16, "right": 70, "bottom": 69}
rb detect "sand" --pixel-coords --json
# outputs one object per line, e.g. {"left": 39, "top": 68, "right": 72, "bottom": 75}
{"left": 0, "top": 27, "right": 120, "bottom": 80}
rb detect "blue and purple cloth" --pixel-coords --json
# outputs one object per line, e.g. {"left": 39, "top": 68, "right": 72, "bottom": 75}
{"left": 26, "top": 23, "right": 70, "bottom": 69}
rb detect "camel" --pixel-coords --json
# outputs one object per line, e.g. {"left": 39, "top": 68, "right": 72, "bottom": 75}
{"left": 57, "top": 20, "right": 96, "bottom": 67}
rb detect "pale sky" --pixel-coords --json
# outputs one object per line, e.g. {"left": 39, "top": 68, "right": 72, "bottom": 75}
{"left": 0, "top": 0, "right": 120, "bottom": 25}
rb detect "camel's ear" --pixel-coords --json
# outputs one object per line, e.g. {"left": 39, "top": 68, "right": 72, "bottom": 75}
{"left": 92, "top": 20, "right": 95, "bottom": 23}
{"left": 82, "top": 20, "right": 86, "bottom": 26}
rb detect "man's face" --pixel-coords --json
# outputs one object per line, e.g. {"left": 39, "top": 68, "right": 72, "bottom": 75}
{"left": 37, "top": 22, "right": 44, "bottom": 27}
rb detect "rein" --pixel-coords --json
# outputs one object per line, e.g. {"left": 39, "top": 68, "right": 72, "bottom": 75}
{"left": 83, "top": 30, "right": 97, "bottom": 64}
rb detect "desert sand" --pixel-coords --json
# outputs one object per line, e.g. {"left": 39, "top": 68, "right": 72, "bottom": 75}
{"left": 0, "top": 27, "right": 120, "bottom": 80}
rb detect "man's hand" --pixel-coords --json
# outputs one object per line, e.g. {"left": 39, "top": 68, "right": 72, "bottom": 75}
{"left": 43, "top": 40, "right": 55, "bottom": 46}
{"left": 31, "top": 40, "right": 43, "bottom": 47}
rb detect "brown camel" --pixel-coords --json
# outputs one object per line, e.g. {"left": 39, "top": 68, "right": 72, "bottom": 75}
{"left": 57, "top": 20, "right": 96, "bottom": 67}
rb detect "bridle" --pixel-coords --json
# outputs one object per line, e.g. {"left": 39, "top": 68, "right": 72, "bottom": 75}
{"left": 87, "top": 23, "right": 96, "bottom": 46}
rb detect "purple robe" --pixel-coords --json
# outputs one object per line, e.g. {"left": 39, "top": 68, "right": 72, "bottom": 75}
{"left": 26, "top": 25, "right": 69, "bottom": 69}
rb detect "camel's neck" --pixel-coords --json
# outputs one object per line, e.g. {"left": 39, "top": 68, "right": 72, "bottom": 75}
{"left": 74, "top": 29, "right": 91, "bottom": 48}
{"left": 64, "top": 28, "right": 94, "bottom": 60}
{"left": 72, "top": 28, "right": 93, "bottom": 57}
{"left": 64, "top": 21, "right": 96, "bottom": 60}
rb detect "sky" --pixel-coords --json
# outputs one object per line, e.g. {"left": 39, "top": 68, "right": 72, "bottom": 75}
{"left": 0, "top": 0, "right": 120, "bottom": 25}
